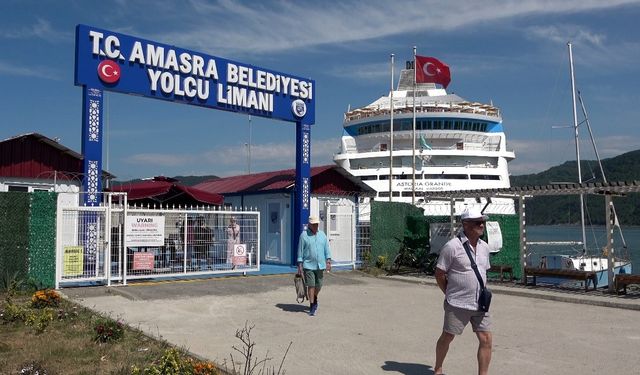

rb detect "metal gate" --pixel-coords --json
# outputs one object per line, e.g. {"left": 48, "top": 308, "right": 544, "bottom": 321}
{"left": 56, "top": 193, "right": 261, "bottom": 288}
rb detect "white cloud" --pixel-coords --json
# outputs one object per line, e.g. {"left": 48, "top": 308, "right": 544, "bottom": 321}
{"left": 124, "top": 137, "right": 341, "bottom": 177}
{"left": 125, "top": 153, "right": 195, "bottom": 167}
{"left": 0, "top": 18, "right": 70, "bottom": 42}
{"left": 145, "top": 0, "right": 640, "bottom": 56}
{"left": 0, "top": 60, "right": 61, "bottom": 79}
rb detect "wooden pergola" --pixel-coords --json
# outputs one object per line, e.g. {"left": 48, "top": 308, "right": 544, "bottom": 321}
{"left": 424, "top": 181, "right": 640, "bottom": 292}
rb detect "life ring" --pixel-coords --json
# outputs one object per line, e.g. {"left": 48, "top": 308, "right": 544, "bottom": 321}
{"left": 565, "top": 258, "right": 573, "bottom": 269}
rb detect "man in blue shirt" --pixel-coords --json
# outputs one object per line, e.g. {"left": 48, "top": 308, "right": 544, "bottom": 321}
{"left": 297, "top": 215, "right": 332, "bottom": 316}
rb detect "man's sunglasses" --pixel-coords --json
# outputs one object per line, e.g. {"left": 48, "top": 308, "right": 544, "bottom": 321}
{"left": 469, "top": 221, "right": 486, "bottom": 226}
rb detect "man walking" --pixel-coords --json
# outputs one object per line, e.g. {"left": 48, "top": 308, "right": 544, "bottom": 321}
{"left": 297, "top": 215, "right": 332, "bottom": 316}
{"left": 434, "top": 208, "right": 492, "bottom": 375}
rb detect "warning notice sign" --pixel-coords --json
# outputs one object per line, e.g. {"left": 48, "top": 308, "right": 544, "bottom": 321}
{"left": 125, "top": 215, "right": 165, "bottom": 247}
{"left": 233, "top": 243, "right": 247, "bottom": 266}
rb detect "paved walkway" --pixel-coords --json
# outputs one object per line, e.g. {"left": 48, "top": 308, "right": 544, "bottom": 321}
{"left": 63, "top": 271, "right": 640, "bottom": 374}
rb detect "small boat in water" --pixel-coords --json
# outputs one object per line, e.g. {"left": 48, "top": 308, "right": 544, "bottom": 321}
{"left": 532, "top": 43, "right": 632, "bottom": 288}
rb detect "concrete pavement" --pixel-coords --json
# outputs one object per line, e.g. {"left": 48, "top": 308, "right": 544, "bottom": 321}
{"left": 62, "top": 271, "right": 640, "bottom": 374}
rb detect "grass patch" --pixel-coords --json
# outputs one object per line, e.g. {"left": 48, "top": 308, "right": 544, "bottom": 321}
{"left": 0, "top": 291, "right": 221, "bottom": 374}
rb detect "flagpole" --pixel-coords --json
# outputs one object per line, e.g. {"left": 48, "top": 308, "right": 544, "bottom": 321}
{"left": 412, "top": 46, "right": 417, "bottom": 205}
{"left": 389, "top": 54, "right": 394, "bottom": 202}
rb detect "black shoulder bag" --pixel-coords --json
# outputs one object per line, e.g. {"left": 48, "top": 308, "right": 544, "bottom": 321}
{"left": 460, "top": 237, "right": 492, "bottom": 312}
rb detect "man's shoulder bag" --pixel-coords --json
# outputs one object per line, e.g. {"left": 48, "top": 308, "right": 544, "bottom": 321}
{"left": 460, "top": 237, "right": 492, "bottom": 312}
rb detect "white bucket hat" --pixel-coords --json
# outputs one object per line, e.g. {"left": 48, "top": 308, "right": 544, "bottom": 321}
{"left": 308, "top": 216, "right": 320, "bottom": 224}
{"left": 460, "top": 208, "right": 489, "bottom": 221}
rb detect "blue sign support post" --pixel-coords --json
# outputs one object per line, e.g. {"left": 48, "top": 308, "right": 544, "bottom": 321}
{"left": 80, "top": 86, "right": 104, "bottom": 206}
{"left": 292, "top": 121, "right": 311, "bottom": 264}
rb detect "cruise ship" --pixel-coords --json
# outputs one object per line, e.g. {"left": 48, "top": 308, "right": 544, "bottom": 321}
{"left": 334, "top": 62, "right": 516, "bottom": 219}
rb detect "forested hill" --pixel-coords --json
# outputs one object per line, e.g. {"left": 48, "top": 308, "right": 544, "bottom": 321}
{"left": 511, "top": 149, "right": 640, "bottom": 225}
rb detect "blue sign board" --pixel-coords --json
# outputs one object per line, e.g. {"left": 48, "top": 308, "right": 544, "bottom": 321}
{"left": 75, "top": 24, "right": 315, "bottom": 124}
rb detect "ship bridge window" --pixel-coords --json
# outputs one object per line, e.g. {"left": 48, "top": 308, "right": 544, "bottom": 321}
{"left": 393, "top": 174, "right": 415, "bottom": 180}
{"left": 433, "top": 120, "right": 442, "bottom": 129}
{"left": 454, "top": 121, "right": 462, "bottom": 130}
{"left": 402, "top": 191, "right": 426, "bottom": 197}
{"left": 424, "top": 174, "right": 469, "bottom": 180}
{"left": 444, "top": 120, "right": 452, "bottom": 129}
{"left": 463, "top": 122, "right": 471, "bottom": 130}
{"left": 470, "top": 175, "right": 501, "bottom": 180}
{"left": 360, "top": 175, "right": 378, "bottom": 181}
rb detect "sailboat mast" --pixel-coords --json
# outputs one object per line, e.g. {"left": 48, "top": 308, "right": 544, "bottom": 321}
{"left": 577, "top": 91, "right": 628, "bottom": 248}
{"left": 568, "top": 42, "right": 587, "bottom": 254}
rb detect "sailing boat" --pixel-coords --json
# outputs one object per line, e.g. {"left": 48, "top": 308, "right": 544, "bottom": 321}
{"left": 537, "top": 43, "right": 632, "bottom": 288}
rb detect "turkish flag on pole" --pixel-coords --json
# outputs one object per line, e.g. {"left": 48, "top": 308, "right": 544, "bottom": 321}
{"left": 415, "top": 55, "right": 451, "bottom": 88}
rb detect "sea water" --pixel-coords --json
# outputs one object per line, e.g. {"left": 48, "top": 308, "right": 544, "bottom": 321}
{"left": 526, "top": 225, "right": 640, "bottom": 275}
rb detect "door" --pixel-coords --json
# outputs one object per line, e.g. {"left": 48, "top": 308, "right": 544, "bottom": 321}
{"left": 325, "top": 202, "right": 355, "bottom": 265}
{"left": 265, "top": 201, "right": 285, "bottom": 263}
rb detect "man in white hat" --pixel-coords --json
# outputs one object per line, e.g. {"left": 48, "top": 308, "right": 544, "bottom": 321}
{"left": 297, "top": 215, "right": 332, "bottom": 316}
{"left": 433, "top": 207, "right": 492, "bottom": 375}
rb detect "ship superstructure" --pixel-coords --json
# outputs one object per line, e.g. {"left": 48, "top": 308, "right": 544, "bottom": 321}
{"left": 334, "top": 67, "right": 516, "bottom": 217}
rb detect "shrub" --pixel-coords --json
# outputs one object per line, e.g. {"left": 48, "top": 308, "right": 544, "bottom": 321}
{"left": 25, "top": 308, "right": 55, "bottom": 334}
{"left": 93, "top": 317, "right": 125, "bottom": 343}
{"left": 1, "top": 301, "right": 28, "bottom": 322}
{"left": 375, "top": 255, "right": 387, "bottom": 269}
{"left": 131, "top": 348, "right": 219, "bottom": 375}
{"left": 31, "top": 290, "right": 60, "bottom": 309}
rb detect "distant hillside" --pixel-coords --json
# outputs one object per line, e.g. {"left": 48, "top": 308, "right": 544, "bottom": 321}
{"left": 511, "top": 149, "right": 640, "bottom": 225}
{"left": 112, "top": 175, "right": 219, "bottom": 187}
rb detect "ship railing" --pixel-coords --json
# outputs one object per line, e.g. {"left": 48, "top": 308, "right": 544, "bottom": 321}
{"left": 354, "top": 162, "right": 496, "bottom": 169}
{"left": 343, "top": 144, "right": 499, "bottom": 154}
{"left": 344, "top": 104, "right": 501, "bottom": 122}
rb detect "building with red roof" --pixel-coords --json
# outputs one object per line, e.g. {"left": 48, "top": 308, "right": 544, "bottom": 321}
{"left": 0, "top": 133, "right": 115, "bottom": 193}
{"left": 195, "top": 165, "right": 374, "bottom": 266}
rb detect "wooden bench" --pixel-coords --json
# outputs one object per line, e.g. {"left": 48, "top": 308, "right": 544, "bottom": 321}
{"left": 488, "top": 264, "right": 513, "bottom": 282}
{"left": 524, "top": 267, "right": 598, "bottom": 292}
{"left": 614, "top": 274, "right": 640, "bottom": 295}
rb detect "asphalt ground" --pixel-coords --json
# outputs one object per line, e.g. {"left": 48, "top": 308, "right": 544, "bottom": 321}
{"left": 62, "top": 271, "right": 640, "bottom": 375}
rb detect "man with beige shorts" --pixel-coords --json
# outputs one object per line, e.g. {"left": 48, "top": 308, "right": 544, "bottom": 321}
{"left": 434, "top": 208, "right": 493, "bottom": 375}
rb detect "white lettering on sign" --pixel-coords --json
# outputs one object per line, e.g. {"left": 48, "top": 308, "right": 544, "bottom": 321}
{"left": 217, "top": 84, "right": 273, "bottom": 112}
{"left": 86, "top": 28, "right": 313, "bottom": 114}
{"left": 148, "top": 70, "right": 210, "bottom": 100}
{"left": 225, "top": 63, "right": 313, "bottom": 100}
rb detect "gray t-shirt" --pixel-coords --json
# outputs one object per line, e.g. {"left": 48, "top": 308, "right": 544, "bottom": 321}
{"left": 436, "top": 233, "right": 491, "bottom": 311}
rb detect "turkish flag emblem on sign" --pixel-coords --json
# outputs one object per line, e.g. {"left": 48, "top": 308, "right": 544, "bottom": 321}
{"left": 415, "top": 56, "right": 451, "bottom": 88}
{"left": 97, "top": 60, "right": 121, "bottom": 84}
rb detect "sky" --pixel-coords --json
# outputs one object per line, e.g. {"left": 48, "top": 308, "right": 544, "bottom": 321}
{"left": 2, "top": 0, "right": 640, "bottom": 181}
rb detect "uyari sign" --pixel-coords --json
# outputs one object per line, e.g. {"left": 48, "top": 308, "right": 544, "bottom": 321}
{"left": 74, "top": 25, "right": 315, "bottom": 123}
